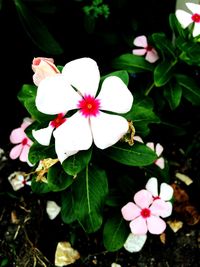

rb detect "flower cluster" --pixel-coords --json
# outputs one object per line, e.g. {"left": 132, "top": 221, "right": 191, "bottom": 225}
{"left": 121, "top": 177, "right": 173, "bottom": 235}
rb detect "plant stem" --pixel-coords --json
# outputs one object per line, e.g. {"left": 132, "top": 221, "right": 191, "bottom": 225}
{"left": 144, "top": 82, "right": 155, "bottom": 96}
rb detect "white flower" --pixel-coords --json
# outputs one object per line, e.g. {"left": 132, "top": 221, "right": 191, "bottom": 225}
{"left": 145, "top": 177, "right": 173, "bottom": 218}
{"left": 8, "top": 171, "right": 31, "bottom": 191}
{"left": 146, "top": 142, "right": 165, "bottom": 169}
{"left": 175, "top": 2, "right": 200, "bottom": 37}
{"left": 34, "top": 57, "right": 133, "bottom": 163}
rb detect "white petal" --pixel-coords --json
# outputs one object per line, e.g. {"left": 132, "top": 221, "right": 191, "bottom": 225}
{"left": 145, "top": 177, "right": 158, "bottom": 197}
{"left": 193, "top": 23, "right": 200, "bottom": 37}
{"left": 155, "top": 143, "right": 164, "bottom": 156}
{"left": 133, "top": 35, "right": 148, "bottom": 48}
{"left": 54, "top": 112, "right": 93, "bottom": 151}
{"left": 124, "top": 233, "right": 147, "bottom": 252}
{"left": 132, "top": 49, "right": 147, "bottom": 56}
{"left": 36, "top": 75, "right": 81, "bottom": 115}
{"left": 32, "top": 124, "right": 54, "bottom": 146}
{"left": 186, "top": 3, "right": 200, "bottom": 14}
{"left": 98, "top": 76, "right": 133, "bottom": 113}
{"left": 160, "top": 183, "right": 174, "bottom": 201}
{"left": 134, "top": 136, "right": 144, "bottom": 143}
{"left": 175, "top": 10, "right": 193, "bottom": 28}
{"left": 62, "top": 57, "right": 100, "bottom": 97}
{"left": 55, "top": 144, "right": 78, "bottom": 163}
{"left": 90, "top": 112, "right": 129, "bottom": 149}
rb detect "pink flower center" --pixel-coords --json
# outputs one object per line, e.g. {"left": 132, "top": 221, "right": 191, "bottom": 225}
{"left": 78, "top": 95, "right": 101, "bottom": 117}
{"left": 192, "top": 13, "right": 200, "bottom": 23}
{"left": 22, "top": 179, "right": 27, "bottom": 185}
{"left": 50, "top": 113, "right": 66, "bottom": 128}
{"left": 153, "top": 196, "right": 160, "bottom": 201}
{"left": 22, "top": 138, "right": 28, "bottom": 146}
{"left": 140, "top": 208, "right": 151, "bottom": 218}
{"left": 145, "top": 45, "right": 153, "bottom": 52}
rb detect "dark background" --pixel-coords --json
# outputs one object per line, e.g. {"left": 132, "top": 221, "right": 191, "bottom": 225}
{"left": 0, "top": 0, "right": 176, "bottom": 150}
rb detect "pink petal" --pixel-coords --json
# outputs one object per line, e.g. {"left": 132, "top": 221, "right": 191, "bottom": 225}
{"left": 146, "top": 142, "right": 154, "bottom": 151}
{"left": 134, "top": 189, "right": 153, "bottom": 209}
{"left": 155, "top": 143, "right": 164, "bottom": 157}
{"left": 160, "top": 183, "right": 174, "bottom": 201}
{"left": 21, "top": 117, "right": 33, "bottom": 130}
{"left": 147, "top": 215, "right": 166, "bottom": 234}
{"left": 19, "top": 145, "right": 30, "bottom": 162}
{"left": 9, "top": 144, "right": 22, "bottom": 159}
{"left": 145, "top": 50, "right": 159, "bottom": 63}
{"left": 155, "top": 157, "right": 165, "bottom": 169}
{"left": 130, "top": 216, "right": 148, "bottom": 235}
{"left": 145, "top": 177, "right": 158, "bottom": 197}
{"left": 132, "top": 49, "right": 146, "bottom": 56}
{"left": 10, "top": 128, "right": 26, "bottom": 144}
{"left": 121, "top": 202, "right": 141, "bottom": 221}
{"left": 150, "top": 199, "right": 172, "bottom": 218}
{"left": 134, "top": 136, "right": 144, "bottom": 143}
{"left": 133, "top": 35, "right": 148, "bottom": 48}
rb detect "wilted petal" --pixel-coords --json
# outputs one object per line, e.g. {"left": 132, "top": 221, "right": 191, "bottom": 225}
{"left": 160, "top": 183, "right": 174, "bottom": 201}
{"left": 98, "top": 76, "right": 133, "bottom": 113}
{"left": 134, "top": 189, "right": 153, "bottom": 209}
{"left": 32, "top": 125, "right": 54, "bottom": 146}
{"left": 150, "top": 199, "right": 172, "bottom": 218}
{"left": 192, "top": 22, "right": 200, "bottom": 37}
{"left": 130, "top": 216, "right": 148, "bottom": 235}
{"left": 133, "top": 35, "right": 148, "bottom": 48}
{"left": 46, "top": 200, "right": 61, "bottom": 220}
{"left": 36, "top": 75, "right": 81, "bottom": 115}
{"left": 186, "top": 2, "right": 200, "bottom": 14}
{"left": 54, "top": 112, "right": 93, "bottom": 151}
{"left": 124, "top": 233, "right": 147, "bottom": 252}
{"left": 62, "top": 57, "right": 100, "bottom": 97}
{"left": 132, "top": 49, "right": 147, "bottom": 56}
{"left": 147, "top": 215, "right": 166, "bottom": 234}
{"left": 10, "top": 128, "right": 26, "bottom": 144}
{"left": 90, "top": 112, "right": 129, "bottom": 149}
{"left": 145, "top": 177, "right": 158, "bottom": 197}
{"left": 9, "top": 144, "right": 22, "bottom": 159}
{"left": 175, "top": 10, "right": 193, "bottom": 28}
{"left": 121, "top": 202, "right": 141, "bottom": 221}
{"left": 145, "top": 50, "right": 159, "bottom": 63}
{"left": 146, "top": 142, "right": 154, "bottom": 151}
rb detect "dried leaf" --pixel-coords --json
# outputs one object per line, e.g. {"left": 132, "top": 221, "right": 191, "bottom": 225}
{"left": 175, "top": 172, "right": 193, "bottom": 186}
{"left": 167, "top": 220, "right": 183, "bottom": 232}
{"left": 46, "top": 200, "right": 61, "bottom": 220}
{"left": 111, "top": 263, "right": 122, "bottom": 267}
{"left": 55, "top": 242, "right": 80, "bottom": 266}
{"left": 160, "top": 232, "right": 166, "bottom": 244}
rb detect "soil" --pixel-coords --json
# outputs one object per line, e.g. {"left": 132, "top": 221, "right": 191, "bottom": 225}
{"left": 0, "top": 136, "right": 200, "bottom": 267}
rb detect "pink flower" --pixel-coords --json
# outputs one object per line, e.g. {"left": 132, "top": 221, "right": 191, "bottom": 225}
{"left": 32, "top": 57, "right": 60, "bottom": 86}
{"left": 9, "top": 117, "right": 33, "bottom": 165}
{"left": 121, "top": 189, "right": 167, "bottom": 235}
{"left": 132, "top": 35, "right": 159, "bottom": 63}
{"left": 146, "top": 142, "right": 165, "bottom": 169}
{"left": 145, "top": 177, "right": 173, "bottom": 218}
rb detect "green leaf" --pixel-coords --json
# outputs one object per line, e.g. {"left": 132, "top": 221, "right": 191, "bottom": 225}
{"left": 152, "top": 32, "right": 176, "bottom": 58}
{"left": 28, "top": 143, "right": 57, "bottom": 164}
{"left": 125, "top": 97, "right": 160, "bottom": 136}
{"left": 176, "top": 74, "right": 200, "bottom": 105}
{"left": 62, "top": 149, "right": 92, "bottom": 176}
{"left": 61, "top": 189, "right": 77, "bottom": 224}
{"left": 101, "top": 70, "right": 129, "bottom": 86}
{"left": 72, "top": 165, "right": 108, "bottom": 233}
{"left": 103, "top": 214, "right": 129, "bottom": 251}
{"left": 47, "top": 164, "right": 74, "bottom": 192}
{"left": 163, "top": 80, "right": 182, "bottom": 110}
{"left": 154, "top": 60, "right": 176, "bottom": 87}
{"left": 112, "top": 53, "right": 154, "bottom": 73}
{"left": 14, "top": 0, "right": 63, "bottom": 55}
{"left": 105, "top": 142, "right": 157, "bottom": 166}
{"left": 31, "top": 175, "right": 51, "bottom": 194}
